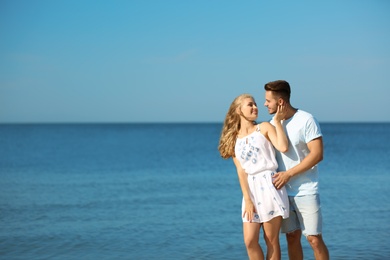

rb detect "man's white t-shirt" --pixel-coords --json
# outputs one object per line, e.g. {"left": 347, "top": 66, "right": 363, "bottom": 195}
{"left": 271, "top": 110, "right": 322, "bottom": 196}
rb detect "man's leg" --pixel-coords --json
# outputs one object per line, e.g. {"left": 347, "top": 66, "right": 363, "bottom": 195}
{"left": 286, "top": 229, "right": 303, "bottom": 260}
{"left": 307, "top": 234, "right": 329, "bottom": 260}
{"left": 294, "top": 194, "right": 329, "bottom": 260}
{"left": 281, "top": 197, "right": 303, "bottom": 260}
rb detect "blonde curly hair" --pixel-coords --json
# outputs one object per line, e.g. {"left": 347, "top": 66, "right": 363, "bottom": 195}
{"left": 218, "top": 93, "right": 255, "bottom": 159}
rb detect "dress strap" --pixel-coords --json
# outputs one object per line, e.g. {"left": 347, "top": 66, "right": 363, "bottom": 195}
{"left": 256, "top": 124, "right": 261, "bottom": 132}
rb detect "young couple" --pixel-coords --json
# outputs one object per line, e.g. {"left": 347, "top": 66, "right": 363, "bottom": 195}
{"left": 218, "top": 80, "right": 329, "bottom": 260}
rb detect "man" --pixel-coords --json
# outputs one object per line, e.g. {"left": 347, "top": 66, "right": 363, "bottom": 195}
{"left": 263, "top": 80, "right": 329, "bottom": 260}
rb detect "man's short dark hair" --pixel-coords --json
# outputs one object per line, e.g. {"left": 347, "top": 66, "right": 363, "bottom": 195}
{"left": 264, "top": 80, "right": 291, "bottom": 102}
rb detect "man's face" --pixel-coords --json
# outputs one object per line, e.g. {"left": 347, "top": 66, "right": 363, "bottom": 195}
{"left": 264, "top": 91, "right": 279, "bottom": 115}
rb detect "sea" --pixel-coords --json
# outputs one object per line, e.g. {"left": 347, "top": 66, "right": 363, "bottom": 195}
{"left": 0, "top": 123, "right": 389, "bottom": 260}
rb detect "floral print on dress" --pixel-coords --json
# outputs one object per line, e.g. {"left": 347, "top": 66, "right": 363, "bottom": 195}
{"left": 239, "top": 136, "right": 261, "bottom": 165}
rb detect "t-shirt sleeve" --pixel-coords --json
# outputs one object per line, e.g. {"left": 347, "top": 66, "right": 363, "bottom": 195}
{"left": 305, "top": 117, "right": 322, "bottom": 143}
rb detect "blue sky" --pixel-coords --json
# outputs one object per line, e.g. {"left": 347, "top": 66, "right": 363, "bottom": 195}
{"left": 1, "top": 0, "right": 389, "bottom": 123}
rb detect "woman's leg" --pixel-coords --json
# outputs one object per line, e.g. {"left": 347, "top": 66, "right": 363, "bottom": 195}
{"left": 262, "top": 216, "right": 282, "bottom": 260}
{"left": 243, "top": 222, "right": 263, "bottom": 260}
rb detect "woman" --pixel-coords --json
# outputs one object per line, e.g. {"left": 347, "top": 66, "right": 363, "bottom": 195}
{"left": 218, "top": 94, "right": 289, "bottom": 260}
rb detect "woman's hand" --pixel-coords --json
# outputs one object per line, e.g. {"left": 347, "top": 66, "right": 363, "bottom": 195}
{"left": 243, "top": 199, "right": 256, "bottom": 222}
{"left": 274, "top": 104, "right": 286, "bottom": 122}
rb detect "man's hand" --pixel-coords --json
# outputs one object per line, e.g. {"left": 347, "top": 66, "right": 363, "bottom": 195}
{"left": 272, "top": 171, "right": 291, "bottom": 190}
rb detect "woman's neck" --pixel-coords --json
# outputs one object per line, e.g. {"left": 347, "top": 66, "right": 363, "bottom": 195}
{"left": 239, "top": 120, "right": 256, "bottom": 135}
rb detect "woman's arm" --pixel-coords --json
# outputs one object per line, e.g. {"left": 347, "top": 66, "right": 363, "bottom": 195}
{"left": 262, "top": 105, "right": 288, "bottom": 152}
{"left": 233, "top": 157, "right": 255, "bottom": 222}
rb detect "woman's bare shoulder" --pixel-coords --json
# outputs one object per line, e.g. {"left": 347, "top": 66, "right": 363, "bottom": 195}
{"left": 258, "top": 121, "right": 272, "bottom": 129}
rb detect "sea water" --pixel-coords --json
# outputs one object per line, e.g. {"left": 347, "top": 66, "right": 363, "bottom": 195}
{"left": 1, "top": 123, "right": 389, "bottom": 259}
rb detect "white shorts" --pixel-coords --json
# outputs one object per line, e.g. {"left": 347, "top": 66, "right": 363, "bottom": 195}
{"left": 281, "top": 194, "right": 323, "bottom": 236}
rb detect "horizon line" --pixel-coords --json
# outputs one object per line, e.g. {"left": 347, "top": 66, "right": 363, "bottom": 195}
{"left": 0, "top": 121, "right": 389, "bottom": 125}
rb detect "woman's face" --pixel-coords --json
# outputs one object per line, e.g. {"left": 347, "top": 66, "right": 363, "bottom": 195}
{"left": 239, "top": 97, "right": 258, "bottom": 120}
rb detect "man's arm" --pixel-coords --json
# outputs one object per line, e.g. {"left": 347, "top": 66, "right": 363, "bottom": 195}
{"left": 273, "top": 137, "right": 323, "bottom": 190}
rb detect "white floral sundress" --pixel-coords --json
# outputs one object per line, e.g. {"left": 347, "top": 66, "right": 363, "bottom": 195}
{"left": 235, "top": 125, "right": 289, "bottom": 223}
